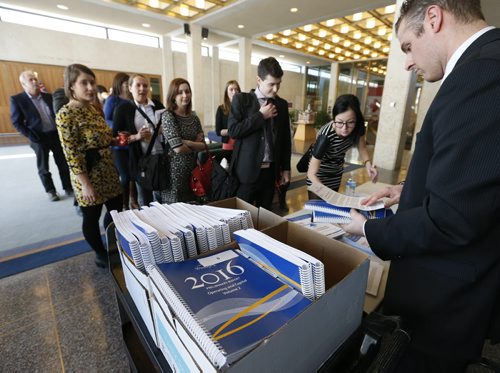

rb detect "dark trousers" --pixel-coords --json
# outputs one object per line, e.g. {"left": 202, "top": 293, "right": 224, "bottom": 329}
{"left": 395, "top": 345, "right": 469, "bottom": 373}
{"left": 136, "top": 183, "right": 154, "bottom": 206}
{"left": 30, "top": 131, "right": 71, "bottom": 192}
{"left": 80, "top": 194, "right": 122, "bottom": 258}
{"left": 237, "top": 166, "right": 275, "bottom": 210}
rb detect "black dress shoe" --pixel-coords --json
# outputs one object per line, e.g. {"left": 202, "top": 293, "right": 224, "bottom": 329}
{"left": 48, "top": 190, "right": 60, "bottom": 201}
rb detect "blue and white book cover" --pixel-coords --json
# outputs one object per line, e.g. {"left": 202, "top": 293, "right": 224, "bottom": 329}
{"left": 233, "top": 231, "right": 315, "bottom": 300}
{"left": 153, "top": 249, "right": 311, "bottom": 366}
{"left": 305, "top": 199, "right": 351, "bottom": 217}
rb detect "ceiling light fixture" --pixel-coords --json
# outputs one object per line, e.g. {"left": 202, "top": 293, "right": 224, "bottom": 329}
{"left": 142, "top": 23, "right": 151, "bottom": 28}
{"left": 354, "top": 54, "right": 361, "bottom": 59}
{"left": 340, "top": 25, "right": 349, "bottom": 34}
{"left": 343, "top": 40, "right": 351, "bottom": 47}
{"left": 57, "top": 4, "right": 69, "bottom": 10}
{"left": 318, "top": 29, "right": 327, "bottom": 38}
{"left": 279, "top": 55, "right": 285, "bottom": 58}
{"left": 307, "top": 46, "right": 314, "bottom": 52}
{"left": 283, "top": 29, "right": 291, "bottom": 36}
{"left": 195, "top": 0, "right": 205, "bottom": 9}
{"left": 304, "top": 24, "right": 312, "bottom": 32}
{"left": 237, "top": 24, "right": 244, "bottom": 29}
{"left": 354, "top": 44, "right": 361, "bottom": 51}
{"left": 290, "top": 7, "right": 298, "bottom": 13}
{"left": 325, "top": 19, "right": 335, "bottom": 27}
{"left": 265, "top": 33, "right": 273, "bottom": 40}
{"left": 374, "top": 41, "right": 381, "bottom": 49}
{"left": 332, "top": 35, "right": 340, "bottom": 43}
{"left": 335, "top": 47, "right": 342, "bottom": 53}
{"left": 298, "top": 33, "right": 306, "bottom": 41}
{"left": 345, "top": 51, "right": 352, "bottom": 57}
{"left": 180, "top": 4, "right": 189, "bottom": 16}
{"left": 295, "top": 42, "right": 302, "bottom": 48}
{"left": 328, "top": 53, "right": 335, "bottom": 59}
{"left": 281, "top": 38, "right": 289, "bottom": 44}
{"left": 383, "top": 46, "right": 390, "bottom": 53}
{"left": 149, "top": 0, "right": 160, "bottom": 8}
{"left": 378, "top": 27, "right": 386, "bottom": 36}
{"left": 352, "top": 12, "right": 363, "bottom": 21}
{"left": 385, "top": 5, "right": 396, "bottom": 14}
{"left": 312, "top": 39, "right": 320, "bottom": 46}
{"left": 364, "top": 36, "right": 372, "bottom": 45}
{"left": 353, "top": 31, "right": 361, "bottom": 39}
{"left": 324, "top": 43, "right": 331, "bottom": 50}
{"left": 318, "top": 50, "right": 325, "bottom": 55}
{"left": 366, "top": 19, "right": 376, "bottom": 29}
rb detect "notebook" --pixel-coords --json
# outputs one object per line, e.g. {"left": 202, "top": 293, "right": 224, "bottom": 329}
{"left": 147, "top": 249, "right": 311, "bottom": 369}
{"left": 234, "top": 229, "right": 325, "bottom": 300}
{"left": 307, "top": 199, "right": 393, "bottom": 224}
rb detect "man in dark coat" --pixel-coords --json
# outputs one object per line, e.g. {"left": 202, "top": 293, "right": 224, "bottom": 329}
{"left": 343, "top": 1, "right": 500, "bottom": 372}
{"left": 10, "top": 71, "right": 72, "bottom": 201}
{"left": 228, "top": 57, "right": 291, "bottom": 209}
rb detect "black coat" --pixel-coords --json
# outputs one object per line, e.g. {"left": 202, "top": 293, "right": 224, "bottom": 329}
{"left": 10, "top": 91, "right": 55, "bottom": 142}
{"left": 112, "top": 99, "right": 165, "bottom": 179}
{"left": 366, "top": 28, "right": 500, "bottom": 359}
{"left": 227, "top": 91, "right": 291, "bottom": 184}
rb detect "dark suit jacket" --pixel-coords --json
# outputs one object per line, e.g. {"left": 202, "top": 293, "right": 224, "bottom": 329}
{"left": 227, "top": 91, "right": 291, "bottom": 184}
{"left": 113, "top": 99, "right": 165, "bottom": 179}
{"left": 10, "top": 91, "right": 55, "bottom": 143}
{"left": 366, "top": 28, "right": 500, "bottom": 359}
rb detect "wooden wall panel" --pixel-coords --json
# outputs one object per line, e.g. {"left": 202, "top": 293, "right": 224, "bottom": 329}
{"left": 0, "top": 60, "right": 162, "bottom": 141}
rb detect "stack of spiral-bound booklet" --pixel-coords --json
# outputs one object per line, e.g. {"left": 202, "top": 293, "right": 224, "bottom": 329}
{"left": 148, "top": 249, "right": 312, "bottom": 369}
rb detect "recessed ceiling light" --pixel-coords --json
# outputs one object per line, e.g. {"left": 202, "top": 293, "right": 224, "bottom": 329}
{"left": 180, "top": 4, "right": 189, "bottom": 17}
{"left": 57, "top": 4, "right": 69, "bottom": 10}
{"left": 340, "top": 25, "right": 349, "bottom": 34}
{"left": 279, "top": 55, "right": 285, "bottom": 58}
{"left": 142, "top": 23, "right": 151, "bottom": 28}
{"left": 265, "top": 34, "right": 273, "bottom": 40}
{"left": 325, "top": 19, "right": 335, "bottom": 27}
{"left": 295, "top": 42, "right": 302, "bottom": 49}
{"left": 281, "top": 38, "right": 289, "bottom": 44}
{"left": 306, "top": 61, "right": 310, "bottom": 64}
{"left": 290, "top": 7, "right": 298, "bottom": 13}
{"left": 237, "top": 24, "right": 244, "bottom": 29}
{"left": 352, "top": 12, "right": 363, "bottom": 21}
{"left": 303, "top": 24, "right": 312, "bottom": 32}
{"left": 283, "top": 29, "right": 291, "bottom": 36}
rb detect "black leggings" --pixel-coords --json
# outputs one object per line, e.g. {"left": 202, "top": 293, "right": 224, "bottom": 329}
{"left": 80, "top": 194, "right": 123, "bottom": 257}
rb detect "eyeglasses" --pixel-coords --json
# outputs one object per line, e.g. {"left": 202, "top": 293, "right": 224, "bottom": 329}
{"left": 334, "top": 120, "right": 356, "bottom": 129}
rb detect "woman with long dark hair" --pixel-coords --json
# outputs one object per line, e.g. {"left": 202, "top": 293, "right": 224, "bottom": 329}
{"left": 306, "top": 94, "right": 378, "bottom": 199}
{"left": 161, "top": 78, "right": 205, "bottom": 203}
{"left": 215, "top": 80, "right": 240, "bottom": 150}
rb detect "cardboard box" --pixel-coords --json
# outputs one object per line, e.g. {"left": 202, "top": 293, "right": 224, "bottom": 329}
{"left": 150, "top": 217, "right": 370, "bottom": 372}
{"left": 258, "top": 207, "right": 388, "bottom": 313}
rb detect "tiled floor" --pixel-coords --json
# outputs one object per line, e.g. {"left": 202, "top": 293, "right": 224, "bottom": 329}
{"left": 1, "top": 146, "right": 499, "bottom": 372}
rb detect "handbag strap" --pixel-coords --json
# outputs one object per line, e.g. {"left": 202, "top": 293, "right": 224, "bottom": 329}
{"left": 135, "top": 104, "right": 162, "bottom": 157}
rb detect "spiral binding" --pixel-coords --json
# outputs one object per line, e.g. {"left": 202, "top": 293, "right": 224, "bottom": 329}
{"left": 148, "top": 265, "right": 227, "bottom": 369}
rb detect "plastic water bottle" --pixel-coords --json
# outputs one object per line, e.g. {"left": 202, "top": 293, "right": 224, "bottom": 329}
{"left": 346, "top": 178, "right": 357, "bottom": 196}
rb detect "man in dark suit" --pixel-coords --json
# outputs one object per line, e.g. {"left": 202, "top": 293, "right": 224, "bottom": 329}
{"left": 342, "top": 1, "right": 500, "bottom": 371}
{"left": 228, "top": 57, "right": 291, "bottom": 209}
{"left": 10, "top": 71, "right": 72, "bottom": 201}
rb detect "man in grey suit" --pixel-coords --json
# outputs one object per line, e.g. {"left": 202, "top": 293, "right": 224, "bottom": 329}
{"left": 343, "top": 1, "right": 500, "bottom": 371}
{"left": 228, "top": 57, "right": 291, "bottom": 209}
{"left": 10, "top": 71, "right": 72, "bottom": 201}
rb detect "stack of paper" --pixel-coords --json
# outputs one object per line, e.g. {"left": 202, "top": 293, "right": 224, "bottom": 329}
{"left": 234, "top": 229, "right": 325, "bottom": 300}
{"left": 147, "top": 249, "right": 312, "bottom": 369}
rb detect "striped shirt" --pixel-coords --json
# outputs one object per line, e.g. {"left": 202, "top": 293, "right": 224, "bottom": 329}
{"left": 306, "top": 121, "right": 354, "bottom": 191}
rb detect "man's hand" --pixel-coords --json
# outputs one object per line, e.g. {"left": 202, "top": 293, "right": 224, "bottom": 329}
{"left": 362, "top": 184, "right": 403, "bottom": 208}
{"left": 260, "top": 101, "right": 277, "bottom": 119}
{"left": 340, "top": 209, "right": 367, "bottom": 236}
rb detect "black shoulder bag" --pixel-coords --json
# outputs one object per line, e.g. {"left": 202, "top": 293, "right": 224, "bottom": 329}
{"left": 135, "top": 106, "right": 170, "bottom": 190}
